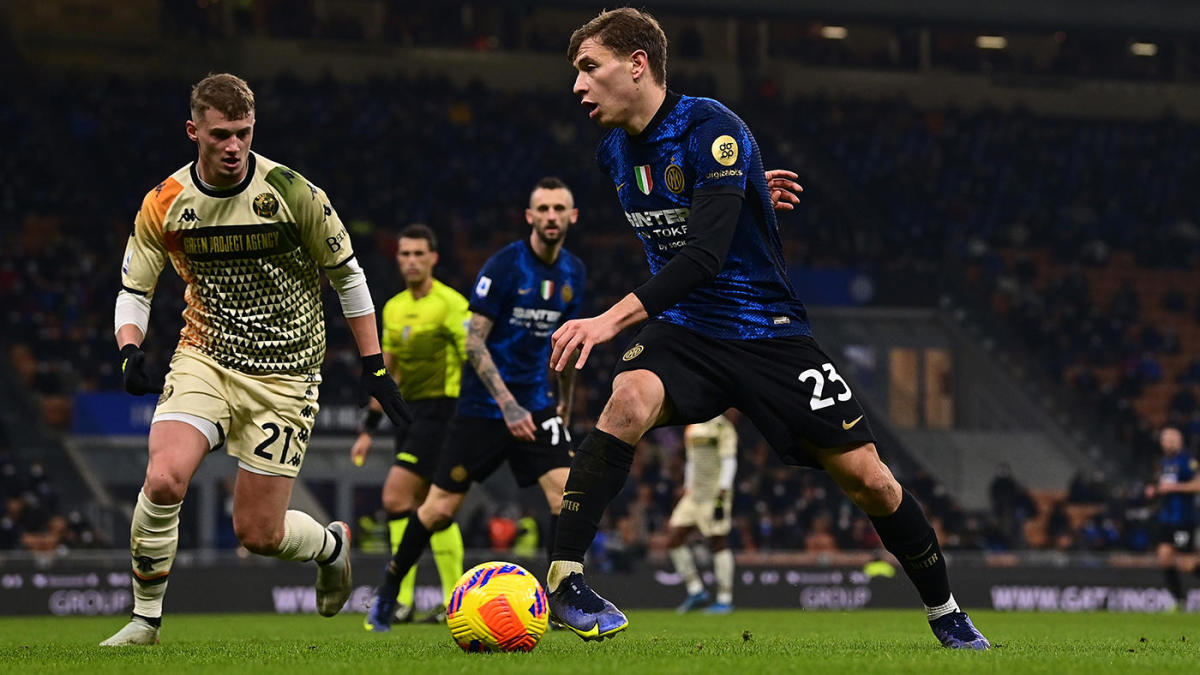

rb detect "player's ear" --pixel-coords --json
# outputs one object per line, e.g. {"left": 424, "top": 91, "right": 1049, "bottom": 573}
{"left": 186, "top": 119, "right": 199, "bottom": 142}
{"left": 430, "top": 251, "right": 439, "bottom": 266}
{"left": 569, "top": 208, "right": 579, "bottom": 224}
{"left": 525, "top": 208, "right": 535, "bottom": 225}
{"left": 629, "top": 49, "right": 649, "bottom": 81}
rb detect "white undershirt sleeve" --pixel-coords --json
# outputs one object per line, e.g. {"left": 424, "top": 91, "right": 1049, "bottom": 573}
{"left": 325, "top": 256, "right": 375, "bottom": 318}
{"left": 717, "top": 455, "right": 737, "bottom": 492}
{"left": 114, "top": 290, "right": 152, "bottom": 337}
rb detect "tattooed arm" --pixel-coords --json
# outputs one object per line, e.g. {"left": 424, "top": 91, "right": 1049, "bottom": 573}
{"left": 466, "top": 312, "right": 537, "bottom": 441}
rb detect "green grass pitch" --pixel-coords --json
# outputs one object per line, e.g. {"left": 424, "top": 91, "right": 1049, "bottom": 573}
{"left": 1, "top": 610, "right": 1196, "bottom": 674}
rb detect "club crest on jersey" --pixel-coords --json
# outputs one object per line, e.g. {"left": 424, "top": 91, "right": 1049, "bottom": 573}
{"left": 561, "top": 283, "right": 574, "bottom": 303}
{"left": 253, "top": 192, "right": 280, "bottom": 217}
{"left": 622, "top": 344, "right": 644, "bottom": 361}
{"left": 158, "top": 384, "right": 173, "bottom": 406}
{"left": 540, "top": 280, "right": 555, "bottom": 300}
{"left": 633, "top": 165, "right": 653, "bottom": 195}
{"left": 664, "top": 164, "right": 685, "bottom": 194}
{"left": 712, "top": 135, "right": 738, "bottom": 167}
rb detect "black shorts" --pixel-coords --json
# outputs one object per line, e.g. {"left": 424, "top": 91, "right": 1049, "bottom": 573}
{"left": 392, "top": 398, "right": 457, "bottom": 480}
{"left": 433, "top": 407, "right": 572, "bottom": 493}
{"left": 1155, "top": 523, "right": 1196, "bottom": 552}
{"left": 613, "top": 321, "right": 875, "bottom": 467}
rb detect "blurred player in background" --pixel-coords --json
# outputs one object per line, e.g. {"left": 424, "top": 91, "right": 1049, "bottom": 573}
{"left": 104, "top": 73, "right": 409, "bottom": 645}
{"left": 546, "top": 9, "right": 989, "bottom": 649}
{"left": 364, "top": 177, "right": 586, "bottom": 632}
{"left": 1144, "top": 426, "right": 1200, "bottom": 608}
{"left": 667, "top": 414, "right": 738, "bottom": 614}
{"left": 350, "top": 224, "right": 468, "bottom": 625}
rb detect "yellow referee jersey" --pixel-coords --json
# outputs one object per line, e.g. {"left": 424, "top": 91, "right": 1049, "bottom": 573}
{"left": 381, "top": 279, "right": 469, "bottom": 400}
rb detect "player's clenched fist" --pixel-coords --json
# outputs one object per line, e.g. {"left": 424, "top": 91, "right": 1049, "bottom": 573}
{"left": 359, "top": 353, "right": 413, "bottom": 424}
{"left": 120, "top": 344, "right": 163, "bottom": 396}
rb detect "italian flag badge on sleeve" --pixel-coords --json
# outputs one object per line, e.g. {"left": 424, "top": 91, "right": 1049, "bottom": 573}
{"left": 634, "top": 165, "right": 653, "bottom": 195}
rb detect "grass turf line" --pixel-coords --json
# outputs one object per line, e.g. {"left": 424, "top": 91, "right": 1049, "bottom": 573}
{"left": 0, "top": 610, "right": 1196, "bottom": 674}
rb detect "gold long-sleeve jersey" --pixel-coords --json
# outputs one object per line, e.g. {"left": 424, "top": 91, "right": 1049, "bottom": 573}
{"left": 120, "top": 153, "right": 353, "bottom": 375}
{"left": 682, "top": 414, "right": 737, "bottom": 501}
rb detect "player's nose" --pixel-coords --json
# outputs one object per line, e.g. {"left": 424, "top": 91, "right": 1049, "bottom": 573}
{"left": 573, "top": 72, "right": 587, "bottom": 96}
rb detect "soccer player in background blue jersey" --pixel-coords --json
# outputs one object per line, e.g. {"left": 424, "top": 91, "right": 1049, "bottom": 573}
{"left": 1144, "top": 426, "right": 1200, "bottom": 608}
{"left": 544, "top": 8, "right": 989, "bottom": 649}
{"left": 365, "top": 177, "right": 586, "bottom": 631}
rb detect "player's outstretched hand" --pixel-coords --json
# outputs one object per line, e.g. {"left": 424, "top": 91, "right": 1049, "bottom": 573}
{"left": 120, "top": 344, "right": 163, "bottom": 396}
{"left": 765, "top": 169, "right": 803, "bottom": 211}
{"left": 502, "top": 401, "right": 537, "bottom": 442}
{"left": 360, "top": 353, "right": 413, "bottom": 425}
{"left": 551, "top": 316, "right": 620, "bottom": 372}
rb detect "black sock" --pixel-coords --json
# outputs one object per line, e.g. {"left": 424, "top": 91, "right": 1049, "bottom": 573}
{"left": 545, "top": 514, "right": 558, "bottom": 563}
{"left": 552, "top": 430, "right": 637, "bottom": 564}
{"left": 1166, "top": 567, "right": 1185, "bottom": 603}
{"left": 380, "top": 514, "right": 433, "bottom": 598}
{"left": 869, "top": 490, "right": 952, "bottom": 609}
{"left": 132, "top": 612, "right": 162, "bottom": 628}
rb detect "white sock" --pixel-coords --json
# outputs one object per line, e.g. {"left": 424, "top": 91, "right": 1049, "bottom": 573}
{"left": 130, "top": 490, "right": 181, "bottom": 620}
{"left": 925, "top": 593, "right": 960, "bottom": 621}
{"left": 547, "top": 560, "right": 584, "bottom": 593}
{"left": 277, "top": 510, "right": 335, "bottom": 563}
{"left": 713, "top": 549, "right": 734, "bottom": 605}
{"left": 670, "top": 546, "right": 704, "bottom": 595}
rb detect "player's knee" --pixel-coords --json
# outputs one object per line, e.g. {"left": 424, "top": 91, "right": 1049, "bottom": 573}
{"left": 234, "top": 521, "right": 283, "bottom": 555}
{"left": 142, "top": 467, "right": 189, "bottom": 505}
{"left": 381, "top": 490, "right": 417, "bottom": 514}
{"left": 419, "top": 495, "right": 460, "bottom": 531}
{"left": 604, "top": 382, "right": 660, "bottom": 432}
{"left": 845, "top": 468, "right": 901, "bottom": 514}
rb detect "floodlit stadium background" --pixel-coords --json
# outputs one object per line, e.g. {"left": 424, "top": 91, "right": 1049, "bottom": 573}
{"left": 3, "top": 0, "right": 1200, "bottom": 616}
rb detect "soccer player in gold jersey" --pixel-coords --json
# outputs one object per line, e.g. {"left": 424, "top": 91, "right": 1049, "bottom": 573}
{"left": 350, "top": 224, "right": 468, "bottom": 625}
{"left": 102, "top": 73, "right": 410, "bottom": 646}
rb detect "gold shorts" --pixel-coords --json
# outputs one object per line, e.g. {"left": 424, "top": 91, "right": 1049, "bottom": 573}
{"left": 668, "top": 493, "right": 732, "bottom": 537}
{"left": 153, "top": 348, "right": 320, "bottom": 478}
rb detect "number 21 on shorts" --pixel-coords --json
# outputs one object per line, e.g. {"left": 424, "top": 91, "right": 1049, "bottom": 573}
{"left": 798, "top": 363, "right": 852, "bottom": 411}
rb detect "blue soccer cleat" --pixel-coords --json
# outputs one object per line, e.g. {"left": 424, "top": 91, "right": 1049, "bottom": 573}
{"left": 930, "top": 611, "right": 991, "bottom": 650}
{"left": 676, "top": 589, "right": 710, "bottom": 614}
{"left": 703, "top": 602, "right": 733, "bottom": 615}
{"left": 548, "top": 572, "right": 629, "bottom": 641}
{"left": 364, "top": 591, "right": 398, "bottom": 633}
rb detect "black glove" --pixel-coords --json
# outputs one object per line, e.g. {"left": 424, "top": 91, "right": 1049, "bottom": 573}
{"left": 359, "top": 353, "right": 411, "bottom": 424}
{"left": 712, "top": 495, "right": 726, "bottom": 521}
{"left": 120, "top": 344, "right": 163, "bottom": 396}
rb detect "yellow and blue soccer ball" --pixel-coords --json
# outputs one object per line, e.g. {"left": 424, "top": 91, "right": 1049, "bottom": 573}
{"left": 446, "top": 561, "right": 549, "bottom": 652}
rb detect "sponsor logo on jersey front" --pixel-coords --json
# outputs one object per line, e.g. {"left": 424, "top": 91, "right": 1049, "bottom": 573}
{"left": 664, "top": 164, "right": 685, "bottom": 193}
{"left": 253, "top": 192, "right": 280, "bottom": 217}
{"left": 633, "top": 165, "right": 653, "bottom": 195}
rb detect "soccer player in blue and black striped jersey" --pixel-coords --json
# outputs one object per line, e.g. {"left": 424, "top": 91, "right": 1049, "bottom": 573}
{"left": 365, "top": 177, "right": 586, "bottom": 631}
{"left": 1144, "top": 426, "right": 1200, "bottom": 608}
{"left": 545, "top": 8, "right": 989, "bottom": 649}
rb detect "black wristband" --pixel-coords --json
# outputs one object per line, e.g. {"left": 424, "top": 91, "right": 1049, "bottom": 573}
{"left": 360, "top": 409, "right": 383, "bottom": 433}
{"left": 361, "top": 353, "right": 385, "bottom": 374}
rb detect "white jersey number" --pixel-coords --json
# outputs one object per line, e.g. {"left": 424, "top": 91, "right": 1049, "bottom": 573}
{"left": 798, "top": 363, "right": 853, "bottom": 411}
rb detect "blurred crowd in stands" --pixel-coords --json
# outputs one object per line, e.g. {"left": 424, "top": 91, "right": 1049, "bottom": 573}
{"left": 0, "top": 449, "right": 105, "bottom": 554}
{"left": 4, "top": 62, "right": 1200, "bottom": 555}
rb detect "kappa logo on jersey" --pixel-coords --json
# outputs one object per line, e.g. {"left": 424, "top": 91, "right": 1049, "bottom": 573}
{"left": 178, "top": 208, "right": 202, "bottom": 223}
{"left": 664, "top": 164, "right": 686, "bottom": 193}
{"left": 253, "top": 192, "right": 280, "bottom": 217}
{"left": 633, "top": 165, "right": 653, "bottom": 195}
{"left": 712, "top": 135, "right": 738, "bottom": 166}
{"left": 622, "top": 344, "right": 644, "bottom": 361}
{"left": 475, "top": 276, "right": 492, "bottom": 298}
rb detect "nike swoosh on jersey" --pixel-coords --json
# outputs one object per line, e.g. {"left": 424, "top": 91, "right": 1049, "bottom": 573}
{"left": 842, "top": 415, "right": 864, "bottom": 430}
{"left": 563, "top": 491, "right": 585, "bottom": 497}
{"left": 517, "top": 288, "right": 534, "bottom": 295}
